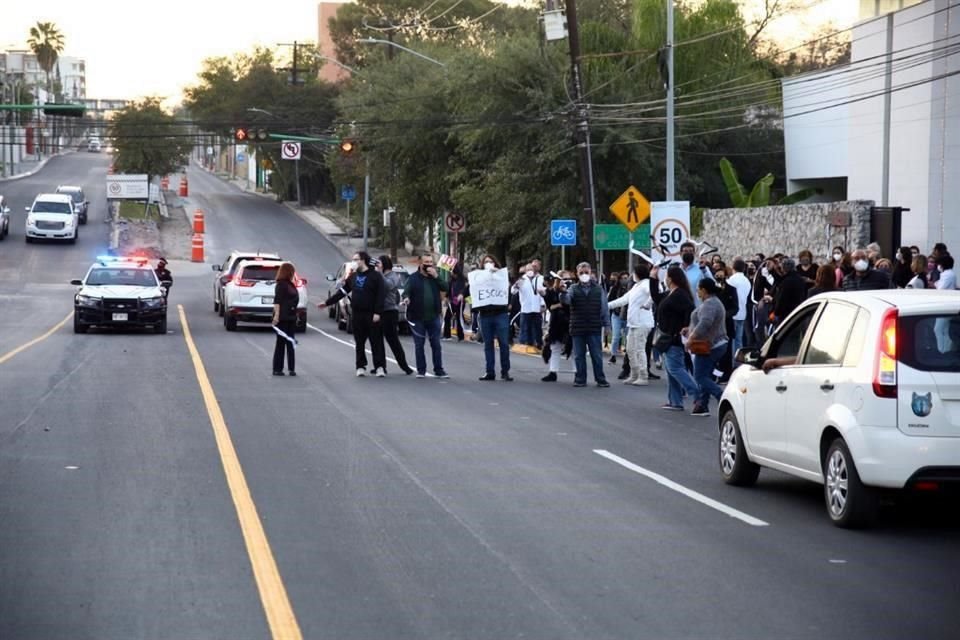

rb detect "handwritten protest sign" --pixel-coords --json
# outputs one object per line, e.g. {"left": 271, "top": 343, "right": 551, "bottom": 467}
{"left": 467, "top": 268, "right": 509, "bottom": 309}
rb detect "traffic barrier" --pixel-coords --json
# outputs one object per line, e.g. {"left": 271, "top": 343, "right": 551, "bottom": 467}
{"left": 191, "top": 233, "right": 204, "bottom": 262}
{"left": 179, "top": 174, "right": 189, "bottom": 197}
{"left": 193, "top": 209, "right": 205, "bottom": 234}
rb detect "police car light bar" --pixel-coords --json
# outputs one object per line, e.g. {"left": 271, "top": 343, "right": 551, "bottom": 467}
{"left": 96, "top": 255, "right": 150, "bottom": 266}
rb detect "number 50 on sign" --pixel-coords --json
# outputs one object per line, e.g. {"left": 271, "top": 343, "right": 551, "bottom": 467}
{"left": 650, "top": 201, "right": 691, "bottom": 259}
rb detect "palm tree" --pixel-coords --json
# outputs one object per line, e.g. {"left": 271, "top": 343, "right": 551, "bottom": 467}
{"left": 27, "top": 22, "right": 66, "bottom": 99}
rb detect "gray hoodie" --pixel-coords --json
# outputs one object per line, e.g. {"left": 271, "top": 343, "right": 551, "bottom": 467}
{"left": 382, "top": 270, "right": 403, "bottom": 312}
{"left": 689, "top": 295, "right": 728, "bottom": 347}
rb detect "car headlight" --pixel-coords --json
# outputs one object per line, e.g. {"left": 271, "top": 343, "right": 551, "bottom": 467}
{"left": 141, "top": 296, "right": 165, "bottom": 308}
{"left": 76, "top": 295, "right": 100, "bottom": 306}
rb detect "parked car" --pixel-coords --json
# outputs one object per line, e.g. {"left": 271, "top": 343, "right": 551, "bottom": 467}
{"left": 222, "top": 259, "right": 308, "bottom": 332}
{"left": 212, "top": 250, "right": 282, "bottom": 316}
{"left": 718, "top": 289, "right": 960, "bottom": 528}
{"left": 56, "top": 185, "right": 89, "bottom": 224}
{"left": 87, "top": 139, "right": 101, "bottom": 152}
{"left": 325, "top": 261, "right": 356, "bottom": 333}
{"left": 0, "top": 194, "right": 10, "bottom": 240}
{"left": 25, "top": 193, "right": 79, "bottom": 244}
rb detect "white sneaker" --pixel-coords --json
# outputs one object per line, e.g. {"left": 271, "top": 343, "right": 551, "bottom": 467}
{"left": 356, "top": 368, "right": 366, "bottom": 377}
{"left": 375, "top": 367, "right": 386, "bottom": 377}
{"left": 631, "top": 379, "right": 650, "bottom": 386}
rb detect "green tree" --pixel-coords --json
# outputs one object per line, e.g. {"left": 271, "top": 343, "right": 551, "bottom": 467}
{"left": 109, "top": 98, "right": 192, "bottom": 214}
{"left": 718, "top": 157, "right": 819, "bottom": 207}
{"left": 183, "top": 47, "right": 339, "bottom": 202}
{"left": 27, "top": 22, "right": 65, "bottom": 97}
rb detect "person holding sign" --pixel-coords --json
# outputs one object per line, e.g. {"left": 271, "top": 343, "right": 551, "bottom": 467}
{"left": 468, "top": 255, "right": 512, "bottom": 381}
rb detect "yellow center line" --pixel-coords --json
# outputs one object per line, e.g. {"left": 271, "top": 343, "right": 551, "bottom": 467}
{"left": 0, "top": 311, "right": 74, "bottom": 366}
{"left": 177, "top": 305, "right": 302, "bottom": 640}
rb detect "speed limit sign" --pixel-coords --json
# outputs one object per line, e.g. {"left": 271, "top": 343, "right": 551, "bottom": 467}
{"left": 650, "top": 201, "right": 691, "bottom": 259}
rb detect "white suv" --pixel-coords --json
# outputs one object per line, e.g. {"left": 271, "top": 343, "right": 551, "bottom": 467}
{"left": 25, "top": 193, "right": 79, "bottom": 243}
{"left": 222, "top": 259, "right": 308, "bottom": 331}
{"left": 212, "top": 250, "right": 281, "bottom": 316}
{"left": 718, "top": 290, "right": 960, "bottom": 528}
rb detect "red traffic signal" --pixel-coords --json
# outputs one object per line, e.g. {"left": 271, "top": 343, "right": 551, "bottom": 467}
{"left": 339, "top": 139, "right": 355, "bottom": 154}
{"left": 235, "top": 127, "right": 248, "bottom": 142}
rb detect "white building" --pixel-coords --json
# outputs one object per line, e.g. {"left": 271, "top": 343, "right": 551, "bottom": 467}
{"left": 1, "top": 50, "right": 86, "bottom": 100}
{"left": 57, "top": 56, "right": 87, "bottom": 100}
{"left": 783, "top": 0, "right": 960, "bottom": 254}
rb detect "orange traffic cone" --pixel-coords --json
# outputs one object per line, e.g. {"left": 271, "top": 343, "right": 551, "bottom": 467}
{"left": 191, "top": 233, "right": 204, "bottom": 262}
{"left": 179, "top": 174, "right": 189, "bottom": 197}
{"left": 193, "top": 209, "right": 205, "bottom": 233}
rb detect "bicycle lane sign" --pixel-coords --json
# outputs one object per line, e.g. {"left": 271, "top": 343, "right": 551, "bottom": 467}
{"left": 551, "top": 219, "right": 577, "bottom": 246}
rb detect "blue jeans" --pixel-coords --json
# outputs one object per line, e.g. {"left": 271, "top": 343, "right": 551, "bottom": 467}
{"left": 572, "top": 333, "right": 606, "bottom": 384}
{"left": 663, "top": 345, "right": 700, "bottom": 408}
{"left": 479, "top": 312, "right": 511, "bottom": 375}
{"left": 610, "top": 314, "right": 625, "bottom": 354}
{"left": 693, "top": 343, "right": 727, "bottom": 409}
{"left": 732, "top": 319, "right": 744, "bottom": 361}
{"left": 520, "top": 312, "right": 543, "bottom": 347}
{"left": 410, "top": 316, "right": 444, "bottom": 374}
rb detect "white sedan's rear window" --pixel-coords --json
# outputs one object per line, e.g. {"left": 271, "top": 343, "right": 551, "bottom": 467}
{"left": 901, "top": 315, "right": 960, "bottom": 371}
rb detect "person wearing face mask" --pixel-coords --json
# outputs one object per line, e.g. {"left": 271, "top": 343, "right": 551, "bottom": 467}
{"left": 842, "top": 248, "right": 891, "bottom": 291}
{"left": 712, "top": 265, "right": 739, "bottom": 382}
{"left": 891, "top": 246, "right": 914, "bottom": 288}
{"left": 607, "top": 263, "right": 655, "bottom": 385}
{"left": 318, "top": 251, "right": 387, "bottom": 377}
{"left": 511, "top": 261, "right": 546, "bottom": 351}
{"left": 541, "top": 271, "right": 572, "bottom": 382}
{"left": 377, "top": 255, "right": 414, "bottom": 375}
{"left": 935, "top": 254, "right": 956, "bottom": 290}
{"left": 443, "top": 264, "right": 467, "bottom": 342}
{"left": 929, "top": 243, "right": 949, "bottom": 284}
{"left": 679, "top": 241, "right": 713, "bottom": 308}
{"left": 684, "top": 279, "right": 728, "bottom": 417}
{"left": 402, "top": 253, "right": 450, "bottom": 378}
{"left": 796, "top": 250, "right": 818, "bottom": 287}
{"left": 476, "top": 255, "right": 513, "bottom": 381}
{"left": 607, "top": 272, "right": 630, "bottom": 363}
{"left": 562, "top": 262, "right": 611, "bottom": 387}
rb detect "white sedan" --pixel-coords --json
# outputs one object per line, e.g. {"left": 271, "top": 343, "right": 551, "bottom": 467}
{"left": 718, "top": 289, "right": 960, "bottom": 528}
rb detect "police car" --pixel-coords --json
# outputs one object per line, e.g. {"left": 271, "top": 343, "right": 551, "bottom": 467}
{"left": 71, "top": 256, "right": 168, "bottom": 334}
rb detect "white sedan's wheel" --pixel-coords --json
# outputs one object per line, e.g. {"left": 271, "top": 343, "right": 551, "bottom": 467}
{"left": 719, "top": 411, "right": 759, "bottom": 486}
{"left": 824, "top": 438, "right": 878, "bottom": 528}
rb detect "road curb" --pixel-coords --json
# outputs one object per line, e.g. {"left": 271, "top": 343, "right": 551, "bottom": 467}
{"left": 0, "top": 150, "right": 76, "bottom": 182}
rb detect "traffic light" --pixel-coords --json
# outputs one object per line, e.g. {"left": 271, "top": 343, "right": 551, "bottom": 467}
{"left": 339, "top": 139, "right": 356, "bottom": 155}
{"left": 43, "top": 103, "right": 85, "bottom": 118}
{"left": 235, "top": 127, "right": 249, "bottom": 142}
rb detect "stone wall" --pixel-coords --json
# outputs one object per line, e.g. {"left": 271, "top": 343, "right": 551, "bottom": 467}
{"left": 700, "top": 200, "right": 874, "bottom": 263}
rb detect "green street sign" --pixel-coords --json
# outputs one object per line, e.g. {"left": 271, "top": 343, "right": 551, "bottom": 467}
{"left": 594, "top": 224, "right": 650, "bottom": 250}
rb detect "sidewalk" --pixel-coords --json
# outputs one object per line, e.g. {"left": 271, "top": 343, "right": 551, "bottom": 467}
{"left": 0, "top": 149, "right": 75, "bottom": 182}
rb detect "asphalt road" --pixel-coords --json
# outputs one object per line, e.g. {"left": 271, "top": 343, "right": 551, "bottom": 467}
{"left": 1, "top": 156, "right": 958, "bottom": 639}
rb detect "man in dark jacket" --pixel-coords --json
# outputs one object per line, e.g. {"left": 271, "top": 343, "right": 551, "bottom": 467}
{"left": 843, "top": 249, "right": 891, "bottom": 291}
{"left": 402, "top": 253, "right": 450, "bottom": 378}
{"left": 772, "top": 258, "right": 807, "bottom": 326}
{"left": 562, "top": 262, "right": 610, "bottom": 387}
{"left": 319, "top": 251, "right": 387, "bottom": 377}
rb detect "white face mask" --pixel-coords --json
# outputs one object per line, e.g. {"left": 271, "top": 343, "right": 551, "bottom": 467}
{"left": 895, "top": 252, "right": 902, "bottom": 261}
{"left": 578, "top": 273, "right": 591, "bottom": 284}
{"left": 854, "top": 259, "right": 869, "bottom": 272}
{"left": 761, "top": 267, "right": 769, "bottom": 277}
{"left": 484, "top": 262, "right": 495, "bottom": 271}
{"left": 526, "top": 270, "right": 534, "bottom": 279}
{"left": 833, "top": 253, "right": 842, "bottom": 261}
{"left": 351, "top": 259, "right": 361, "bottom": 271}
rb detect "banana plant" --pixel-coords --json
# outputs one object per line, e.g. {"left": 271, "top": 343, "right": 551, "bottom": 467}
{"left": 719, "top": 157, "right": 820, "bottom": 207}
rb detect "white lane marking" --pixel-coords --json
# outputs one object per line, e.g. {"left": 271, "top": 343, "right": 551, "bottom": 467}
{"left": 593, "top": 449, "right": 769, "bottom": 527}
{"left": 306, "top": 323, "right": 435, "bottom": 377}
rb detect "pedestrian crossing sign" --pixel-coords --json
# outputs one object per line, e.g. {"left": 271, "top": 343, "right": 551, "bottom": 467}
{"left": 609, "top": 186, "right": 650, "bottom": 232}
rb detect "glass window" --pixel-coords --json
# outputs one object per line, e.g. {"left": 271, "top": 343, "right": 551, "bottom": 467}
{"left": 900, "top": 314, "right": 960, "bottom": 371}
{"left": 240, "top": 265, "right": 279, "bottom": 282}
{"left": 803, "top": 303, "right": 859, "bottom": 365}
{"left": 842, "top": 309, "right": 870, "bottom": 367}
{"left": 769, "top": 305, "right": 817, "bottom": 360}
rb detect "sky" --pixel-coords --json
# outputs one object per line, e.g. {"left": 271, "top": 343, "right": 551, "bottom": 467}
{"left": 1, "top": 0, "right": 857, "bottom": 105}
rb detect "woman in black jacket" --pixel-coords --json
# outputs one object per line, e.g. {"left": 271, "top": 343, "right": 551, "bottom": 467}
{"left": 541, "top": 272, "right": 571, "bottom": 382}
{"left": 891, "top": 246, "right": 914, "bottom": 288}
{"left": 650, "top": 266, "right": 700, "bottom": 411}
{"left": 271, "top": 262, "right": 300, "bottom": 376}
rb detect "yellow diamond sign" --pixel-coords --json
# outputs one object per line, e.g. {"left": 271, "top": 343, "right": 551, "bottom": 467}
{"left": 609, "top": 186, "right": 650, "bottom": 232}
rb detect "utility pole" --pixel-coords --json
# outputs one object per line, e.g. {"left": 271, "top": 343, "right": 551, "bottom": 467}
{"left": 563, "top": 0, "right": 599, "bottom": 264}
{"left": 666, "top": 0, "right": 675, "bottom": 201}
{"left": 387, "top": 30, "right": 399, "bottom": 262}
